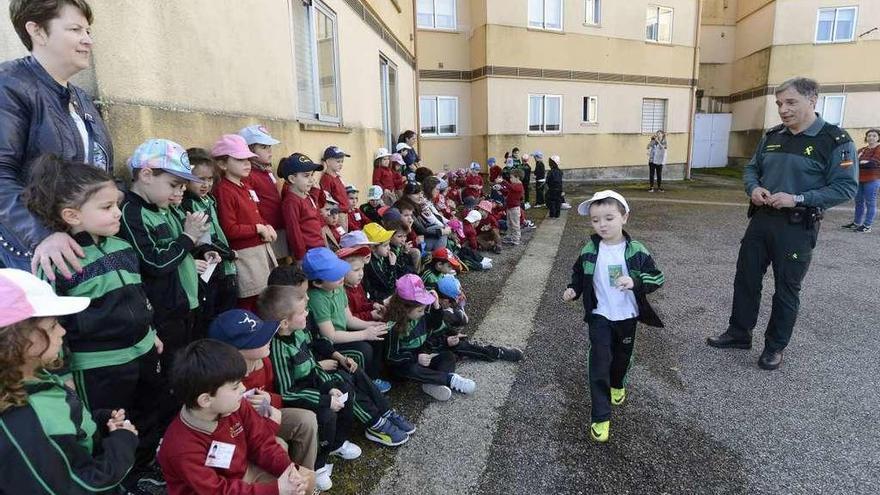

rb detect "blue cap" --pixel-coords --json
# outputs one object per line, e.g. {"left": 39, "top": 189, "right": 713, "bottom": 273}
{"left": 302, "top": 247, "right": 351, "bottom": 281}
{"left": 533, "top": 151, "right": 543, "bottom": 159}
{"left": 322, "top": 146, "right": 351, "bottom": 160}
{"left": 208, "top": 310, "right": 279, "bottom": 350}
{"left": 238, "top": 125, "right": 280, "bottom": 146}
{"left": 437, "top": 274, "right": 462, "bottom": 299}
{"left": 487, "top": 157, "right": 496, "bottom": 165}
{"left": 279, "top": 153, "right": 323, "bottom": 178}
{"left": 469, "top": 161, "right": 481, "bottom": 171}
{"left": 128, "top": 139, "right": 204, "bottom": 183}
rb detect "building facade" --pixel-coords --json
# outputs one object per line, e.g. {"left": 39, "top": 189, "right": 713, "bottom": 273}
{"left": 0, "top": 0, "right": 418, "bottom": 193}
{"left": 699, "top": 0, "right": 880, "bottom": 165}
{"left": 416, "top": 0, "right": 701, "bottom": 179}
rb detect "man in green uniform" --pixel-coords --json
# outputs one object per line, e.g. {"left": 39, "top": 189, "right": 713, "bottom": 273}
{"left": 707, "top": 77, "right": 858, "bottom": 370}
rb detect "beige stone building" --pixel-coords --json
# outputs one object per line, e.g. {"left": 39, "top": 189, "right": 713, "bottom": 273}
{"left": 699, "top": 0, "right": 880, "bottom": 165}
{"left": 415, "top": 0, "right": 701, "bottom": 179}
{"left": 0, "top": 0, "right": 418, "bottom": 193}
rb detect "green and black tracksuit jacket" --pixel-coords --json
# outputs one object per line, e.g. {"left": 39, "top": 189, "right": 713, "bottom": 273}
{"left": 363, "top": 255, "right": 408, "bottom": 301}
{"left": 386, "top": 318, "right": 441, "bottom": 366}
{"left": 42, "top": 233, "right": 155, "bottom": 375}
{"left": 180, "top": 191, "right": 236, "bottom": 277}
{"left": 0, "top": 372, "right": 138, "bottom": 494}
{"left": 118, "top": 191, "right": 199, "bottom": 325}
{"left": 568, "top": 232, "right": 665, "bottom": 327}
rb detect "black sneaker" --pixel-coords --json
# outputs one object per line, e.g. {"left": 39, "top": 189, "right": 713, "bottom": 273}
{"left": 842, "top": 222, "right": 858, "bottom": 229}
{"left": 495, "top": 346, "right": 523, "bottom": 362}
{"left": 855, "top": 225, "right": 872, "bottom": 233}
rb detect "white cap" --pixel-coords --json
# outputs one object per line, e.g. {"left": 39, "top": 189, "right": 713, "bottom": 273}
{"left": 549, "top": 155, "right": 560, "bottom": 164}
{"left": 0, "top": 269, "right": 90, "bottom": 326}
{"left": 374, "top": 148, "right": 392, "bottom": 160}
{"left": 465, "top": 210, "right": 482, "bottom": 224}
{"left": 237, "top": 125, "right": 280, "bottom": 146}
{"left": 367, "top": 185, "right": 383, "bottom": 201}
{"left": 395, "top": 142, "right": 412, "bottom": 152}
{"left": 577, "top": 190, "right": 630, "bottom": 216}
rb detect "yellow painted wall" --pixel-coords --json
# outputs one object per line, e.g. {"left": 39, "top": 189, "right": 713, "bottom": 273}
{"left": 767, "top": 42, "right": 880, "bottom": 84}
{"left": 364, "top": 0, "right": 415, "bottom": 54}
{"left": 734, "top": 1, "right": 775, "bottom": 60}
{"left": 702, "top": 0, "right": 739, "bottom": 24}
{"left": 737, "top": 0, "right": 774, "bottom": 19}
{"left": 699, "top": 63, "right": 735, "bottom": 96}
{"left": 700, "top": 25, "right": 736, "bottom": 63}
{"left": 730, "top": 48, "right": 771, "bottom": 93}
{"left": 772, "top": 0, "right": 879, "bottom": 46}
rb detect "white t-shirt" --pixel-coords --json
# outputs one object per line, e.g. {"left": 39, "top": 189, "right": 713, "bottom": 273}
{"left": 69, "top": 102, "right": 90, "bottom": 162}
{"left": 592, "top": 240, "right": 639, "bottom": 321}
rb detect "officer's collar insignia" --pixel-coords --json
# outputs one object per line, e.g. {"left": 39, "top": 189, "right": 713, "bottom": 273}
{"left": 803, "top": 146, "right": 814, "bottom": 156}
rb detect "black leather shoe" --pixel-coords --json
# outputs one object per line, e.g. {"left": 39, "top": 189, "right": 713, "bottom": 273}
{"left": 758, "top": 349, "right": 783, "bottom": 370}
{"left": 706, "top": 332, "right": 751, "bottom": 349}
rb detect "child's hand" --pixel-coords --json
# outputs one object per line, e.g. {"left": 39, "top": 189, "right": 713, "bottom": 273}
{"left": 615, "top": 276, "right": 634, "bottom": 291}
{"left": 268, "top": 406, "right": 282, "bottom": 425}
{"left": 343, "top": 357, "right": 358, "bottom": 373}
{"left": 364, "top": 325, "right": 387, "bottom": 341}
{"left": 372, "top": 302, "right": 384, "bottom": 311}
{"left": 329, "top": 395, "right": 344, "bottom": 412}
{"left": 417, "top": 353, "right": 437, "bottom": 367}
{"left": 319, "top": 359, "right": 338, "bottom": 371}
{"left": 428, "top": 290, "right": 440, "bottom": 309}
{"left": 277, "top": 463, "right": 307, "bottom": 495}
{"left": 154, "top": 335, "right": 164, "bottom": 354}
{"left": 446, "top": 335, "right": 460, "bottom": 347}
{"left": 264, "top": 225, "right": 278, "bottom": 242}
{"left": 388, "top": 251, "right": 397, "bottom": 266}
{"left": 562, "top": 288, "right": 576, "bottom": 301}
{"left": 194, "top": 259, "right": 209, "bottom": 274}
{"left": 183, "top": 212, "right": 208, "bottom": 240}
{"left": 203, "top": 250, "right": 221, "bottom": 263}
{"left": 247, "top": 390, "right": 271, "bottom": 410}
{"left": 107, "top": 410, "right": 138, "bottom": 435}
{"left": 370, "top": 308, "right": 383, "bottom": 320}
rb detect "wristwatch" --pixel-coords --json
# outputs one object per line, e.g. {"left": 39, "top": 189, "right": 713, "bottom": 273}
{"left": 793, "top": 194, "right": 805, "bottom": 206}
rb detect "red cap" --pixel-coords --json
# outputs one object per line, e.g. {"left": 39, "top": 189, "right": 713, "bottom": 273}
{"left": 430, "top": 247, "right": 462, "bottom": 269}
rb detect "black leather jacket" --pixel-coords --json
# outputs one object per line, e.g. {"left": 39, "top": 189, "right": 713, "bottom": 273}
{"left": 0, "top": 56, "right": 114, "bottom": 269}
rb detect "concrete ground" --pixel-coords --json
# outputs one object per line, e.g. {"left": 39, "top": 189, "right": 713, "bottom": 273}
{"left": 342, "top": 173, "right": 880, "bottom": 495}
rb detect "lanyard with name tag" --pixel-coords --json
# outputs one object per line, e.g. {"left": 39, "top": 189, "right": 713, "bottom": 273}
{"left": 204, "top": 441, "right": 236, "bottom": 469}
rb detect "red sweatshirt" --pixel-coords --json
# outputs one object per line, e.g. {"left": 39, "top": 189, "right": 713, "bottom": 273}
{"left": 372, "top": 166, "right": 396, "bottom": 191}
{"left": 281, "top": 188, "right": 325, "bottom": 260}
{"left": 347, "top": 208, "right": 364, "bottom": 231}
{"left": 345, "top": 284, "right": 375, "bottom": 321}
{"left": 462, "top": 174, "right": 483, "bottom": 200}
{"left": 158, "top": 400, "right": 291, "bottom": 495}
{"left": 319, "top": 173, "right": 350, "bottom": 211}
{"left": 503, "top": 182, "right": 524, "bottom": 209}
{"left": 477, "top": 213, "right": 498, "bottom": 233}
{"left": 489, "top": 165, "right": 502, "bottom": 182}
{"left": 242, "top": 357, "right": 282, "bottom": 409}
{"left": 215, "top": 177, "right": 267, "bottom": 250}
{"left": 462, "top": 221, "right": 478, "bottom": 249}
{"left": 245, "top": 166, "right": 283, "bottom": 230}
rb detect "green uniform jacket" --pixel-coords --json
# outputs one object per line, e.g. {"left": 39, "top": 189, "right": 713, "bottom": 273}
{"left": 0, "top": 372, "right": 137, "bottom": 494}
{"left": 744, "top": 116, "right": 858, "bottom": 209}
{"left": 43, "top": 232, "right": 155, "bottom": 372}
{"left": 568, "top": 231, "right": 665, "bottom": 327}
{"left": 180, "top": 191, "right": 236, "bottom": 277}
{"left": 118, "top": 190, "right": 199, "bottom": 324}
{"left": 269, "top": 328, "right": 342, "bottom": 412}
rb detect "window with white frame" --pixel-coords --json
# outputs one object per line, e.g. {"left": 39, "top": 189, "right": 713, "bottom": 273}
{"left": 582, "top": 96, "right": 598, "bottom": 123}
{"left": 585, "top": 0, "right": 601, "bottom": 25}
{"left": 817, "top": 95, "right": 846, "bottom": 125}
{"left": 641, "top": 98, "right": 667, "bottom": 133}
{"left": 815, "top": 7, "right": 857, "bottom": 43}
{"left": 529, "top": 95, "right": 562, "bottom": 133}
{"left": 646, "top": 5, "right": 673, "bottom": 43}
{"left": 420, "top": 96, "right": 458, "bottom": 136}
{"left": 292, "top": 0, "right": 341, "bottom": 122}
{"left": 417, "top": 0, "right": 456, "bottom": 30}
{"left": 528, "top": 0, "right": 563, "bottom": 31}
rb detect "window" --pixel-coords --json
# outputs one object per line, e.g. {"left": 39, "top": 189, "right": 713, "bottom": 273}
{"left": 293, "top": 0, "right": 341, "bottom": 122}
{"left": 817, "top": 95, "right": 846, "bottom": 125}
{"left": 582, "top": 96, "right": 598, "bottom": 123}
{"left": 641, "top": 98, "right": 667, "bottom": 133}
{"left": 417, "top": 0, "right": 456, "bottom": 30}
{"left": 528, "top": 95, "right": 562, "bottom": 133}
{"left": 585, "top": 0, "right": 601, "bottom": 25}
{"left": 380, "top": 56, "right": 399, "bottom": 150}
{"left": 646, "top": 5, "right": 673, "bottom": 43}
{"left": 528, "top": 0, "right": 563, "bottom": 31}
{"left": 815, "top": 7, "right": 857, "bottom": 43}
{"left": 420, "top": 96, "right": 458, "bottom": 136}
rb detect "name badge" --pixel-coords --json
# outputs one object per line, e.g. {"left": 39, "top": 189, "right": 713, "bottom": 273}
{"left": 336, "top": 226, "right": 346, "bottom": 236}
{"left": 204, "top": 441, "right": 236, "bottom": 469}
{"left": 248, "top": 189, "right": 260, "bottom": 203}
{"left": 354, "top": 212, "right": 362, "bottom": 221}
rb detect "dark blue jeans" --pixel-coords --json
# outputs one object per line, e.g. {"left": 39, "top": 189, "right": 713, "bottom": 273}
{"left": 588, "top": 314, "right": 637, "bottom": 422}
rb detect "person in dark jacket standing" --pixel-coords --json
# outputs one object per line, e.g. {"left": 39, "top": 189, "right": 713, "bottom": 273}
{"left": 0, "top": 0, "right": 115, "bottom": 275}
{"left": 707, "top": 78, "right": 858, "bottom": 370}
{"left": 546, "top": 155, "right": 564, "bottom": 218}
{"left": 532, "top": 151, "right": 546, "bottom": 207}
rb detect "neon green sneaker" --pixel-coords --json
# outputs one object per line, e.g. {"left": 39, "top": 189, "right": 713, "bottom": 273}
{"left": 590, "top": 421, "right": 610, "bottom": 442}
{"left": 611, "top": 387, "right": 626, "bottom": 406}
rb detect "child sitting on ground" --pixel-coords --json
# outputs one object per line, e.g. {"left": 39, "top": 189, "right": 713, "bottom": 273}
{"left": 427, "top": 274, "right": 522, "bottom": 362}
{"left": 320, "top": 201, "right": 345, "bottom": 251}
{"left": 339, "top": 246, "right": 385, "bottom": 322}
{"left": 563, "top": 190, "right": 664, "bottom": 443}
{"left": 0, "top": 269, "right": 138, "bottom": 494}
{"left": 279, "top": 153, "right": 326, "bottom": 262}
{"left": 384, "top": 274, "right": 476, "bottom": 401}
{"left": 207, "top": 310, "right": 320, "bottom": 471}
{"left": 475, "top": 200, "right": 503, "bottom": 254}
{"left": 345, "top": 185, "right": 364, "bottom": 231}
{"left": 362, "top": 222, "right": 409, "bottom": 302}
{"left": 360, "top": 185, "right": 385, "bottom": 224}
{"left": 157, "top": 339, "right": 313, "bottom": 494}
{"left": 421, "top": 247, "right": 461, "bottom": 290}
{"left": 303, "top": 247, "right": 391, "bottom": 392}
{"left": 383, "top": 217, "right": 418, "bottom": 275}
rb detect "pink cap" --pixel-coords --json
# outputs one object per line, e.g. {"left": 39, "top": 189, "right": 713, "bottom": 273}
{"left": 395, "top": 274, "right": 436, "bottom": 305}
{"left": 0, "top": 269, "right": 90, "bottom": 326}
{"left": 390, "top": 153, "right": 406, "bottom": 165}
{"left": 448, "top": 219, "right": 465, "bottom": 238}
{"left": 478, "top": 200, "right": 494, "bottom": 212}
{"left": 211, "top": 134, "right": 258, "bottom": 160}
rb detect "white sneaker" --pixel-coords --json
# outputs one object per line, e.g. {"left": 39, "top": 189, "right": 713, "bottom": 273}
{"left": 449, "top": 373, "right": 476, "bottom": 394}
{"left": 524, "top": 202, "right": 532, "bottom": 210}
{"left": 329, "top": 440, "right": 362, "bottom": 460}
{"left": 483, "top": 257, "right": 493, "bottom": 263}
{"left": 421, "top": 383, "right": 452, "bottom": 401}
{"left": 560, "top": 202, "right": 571, "bottom": 209}
{"left": 315, "top": 465, "right": 333, "bottom": 491}
{"left": 480, "top": 259, "right": 492, "bottom": 269}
